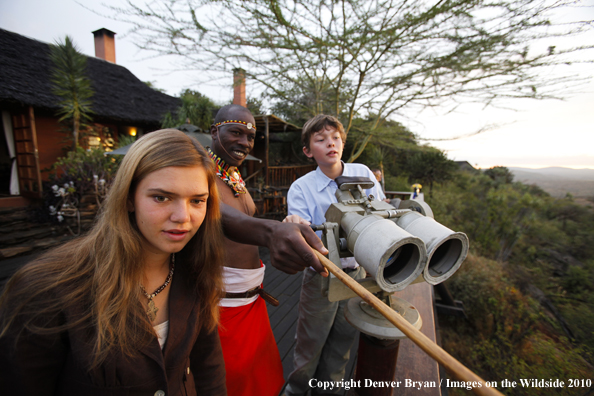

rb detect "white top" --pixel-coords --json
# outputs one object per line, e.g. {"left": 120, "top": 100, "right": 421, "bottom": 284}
{"left": 287, "top": 162, "right": 386, "bottom": 269}
{"left": 154, "top": 320, "right": 169, "bottom": 350}
{"left": 219, "top": 265, "right": 266, "bottom": 307}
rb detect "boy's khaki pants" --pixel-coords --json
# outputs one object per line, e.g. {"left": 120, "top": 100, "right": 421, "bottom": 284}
{"left": 285, "top": 266, "right": 366, "bottom": 396}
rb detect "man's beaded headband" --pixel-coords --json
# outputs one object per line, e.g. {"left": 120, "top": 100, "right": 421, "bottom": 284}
{"left": 213, "top": 120, "right": 256, "bottom": 131}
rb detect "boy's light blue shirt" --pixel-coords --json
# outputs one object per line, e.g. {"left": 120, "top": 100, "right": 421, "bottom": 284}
{"left": 287, "top": 162, "right": 386, "bottom": 269}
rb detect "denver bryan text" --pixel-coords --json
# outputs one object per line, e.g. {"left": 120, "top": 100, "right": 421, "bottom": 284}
{"left": 309, "top": 379, "right": 438, "bottom": 391}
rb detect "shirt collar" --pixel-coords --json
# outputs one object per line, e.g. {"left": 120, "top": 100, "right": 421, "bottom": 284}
{"left": 314, "top": 161, "right": 345, "bottom": 192}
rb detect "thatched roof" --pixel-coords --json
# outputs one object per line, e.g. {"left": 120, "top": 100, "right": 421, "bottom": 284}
{"left": 0, "top": 28, "right": 180, "bottom": 126}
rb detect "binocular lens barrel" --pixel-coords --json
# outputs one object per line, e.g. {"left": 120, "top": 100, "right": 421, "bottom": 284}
{"left": 396, "top": 212, "right": 469, "bottom": 285}
{"left": 428, "top": 238, "right": 464, "bottom": 277}
{"left": 384, "top": 244, "right": 418, "bottom": 282}
{"left": 342, "top": 213, "right": 426, "bottom": 292}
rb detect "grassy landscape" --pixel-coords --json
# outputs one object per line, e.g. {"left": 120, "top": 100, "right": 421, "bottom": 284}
{"left": 508, "top": 167, "right": 594, "bottom": 199}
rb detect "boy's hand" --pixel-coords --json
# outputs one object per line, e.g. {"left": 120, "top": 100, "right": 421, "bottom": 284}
{"left": 282, "top": 214, "right": 311, "bottom": 225}
{"left": 268, "top": 222, "right": 329, "bottom": 277}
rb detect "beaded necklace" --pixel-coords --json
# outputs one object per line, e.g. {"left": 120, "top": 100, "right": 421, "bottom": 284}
{"left": 207, "top": 148, "right": 247, "bottom": 197}
{"left": 140, "top": 254, "right": 175, "bottom": 322}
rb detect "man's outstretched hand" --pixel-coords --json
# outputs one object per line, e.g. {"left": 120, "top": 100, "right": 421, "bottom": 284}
{"left": 267, "top": 221, "right": 328, "bottom": 276}
{"left": 220, "top": 203, "right": 329, "bottom": 276}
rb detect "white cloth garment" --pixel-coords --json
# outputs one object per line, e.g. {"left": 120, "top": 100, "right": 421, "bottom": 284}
{"left": 2, "top": 111, "right": 19, "bottom": 195}
{"left": 219, "top": 265, "right": 265, "bottom": 308}
{"left": 153, "top": 320, "right": 169, "bottom": 350}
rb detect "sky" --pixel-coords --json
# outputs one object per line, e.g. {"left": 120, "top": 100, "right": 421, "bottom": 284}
{"left": 1, "top": 0, "right": 593, "bottom": 170}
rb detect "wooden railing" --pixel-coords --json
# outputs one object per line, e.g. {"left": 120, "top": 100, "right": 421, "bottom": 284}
{"left": 385, "top": 190, "right": 414, "bottom": 200}
{"left": 267, "top": 164, "right": 316, "bottom": 188}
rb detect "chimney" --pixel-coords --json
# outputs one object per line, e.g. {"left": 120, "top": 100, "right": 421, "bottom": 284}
{"left": 233, "top": 68, "right": 247, "bottom": 107}
{"left": 92, "top": 28, "right": 116, "bottom": 63}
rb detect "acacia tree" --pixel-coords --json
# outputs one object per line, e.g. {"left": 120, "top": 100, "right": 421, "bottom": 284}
{"left": 268, "top": 77, "right": 355, "bottom": 126}
{"left": 484, "top": 166, "right": 515, "bottom": 185}
{"left": 50, "top": 36, "right": 94, "bottom": 149}
{"left": 114, "top": 0, "right": 592, "bottom": 161}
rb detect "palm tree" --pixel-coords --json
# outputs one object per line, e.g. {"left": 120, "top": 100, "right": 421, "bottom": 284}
{"left": 49, "top": 36, "right": 94, "bottom": 149}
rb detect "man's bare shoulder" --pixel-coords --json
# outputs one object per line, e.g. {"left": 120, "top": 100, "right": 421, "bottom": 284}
{"left": 215, "top": 178, "right": 256, "bottom": 217}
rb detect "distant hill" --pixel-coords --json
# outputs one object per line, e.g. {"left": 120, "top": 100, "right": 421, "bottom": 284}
{"left": 508, "top": 167, "right": 594, "bottom": 198}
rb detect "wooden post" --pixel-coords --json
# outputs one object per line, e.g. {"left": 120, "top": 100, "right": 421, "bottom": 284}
{"left": 264, "top": 115, "right": 270, "bottom": 186}
{"left": 355, "top": 335, "right": 400, "bottom": 396}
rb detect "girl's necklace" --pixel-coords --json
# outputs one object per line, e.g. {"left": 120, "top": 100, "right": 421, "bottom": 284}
{"left": 140, "top": 254, "right": 175, "bottom": 322}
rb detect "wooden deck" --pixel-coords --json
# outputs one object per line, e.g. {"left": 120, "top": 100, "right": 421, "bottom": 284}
{"left": 262, "top": 253, "right": 303, "bottom": 377}
{"left": 261, "top": 248, "right": 359, "bottom": 388}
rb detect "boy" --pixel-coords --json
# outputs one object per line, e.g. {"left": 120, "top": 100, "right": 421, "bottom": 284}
{"left": 283, "top": 115, "right": 385, "bottom": 395}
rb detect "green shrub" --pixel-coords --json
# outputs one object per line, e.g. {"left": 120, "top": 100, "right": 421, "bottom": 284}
{"left": 441, "top": 255, "right": 593, "bottom": 395}
{"left": 383, "top": 174, "right": 410, "bottom": 192}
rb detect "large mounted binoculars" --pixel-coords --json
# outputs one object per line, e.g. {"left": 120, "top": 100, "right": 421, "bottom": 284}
{"left": 312, "top": 176, "right": 469, "bottom": 338}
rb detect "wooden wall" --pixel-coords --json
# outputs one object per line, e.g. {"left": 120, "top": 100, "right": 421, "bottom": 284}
{"left": 34, "top": 115, "right": 66, "bottom": 180}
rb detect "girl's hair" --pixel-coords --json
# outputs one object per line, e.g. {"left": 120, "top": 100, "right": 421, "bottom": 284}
{"left": 0, "top": 129, "right": 225, "bottom": 369}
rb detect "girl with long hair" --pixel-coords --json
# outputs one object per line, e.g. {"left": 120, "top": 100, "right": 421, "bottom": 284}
{"left": 0, "top": 129, "right": 227, "bottom": 396}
